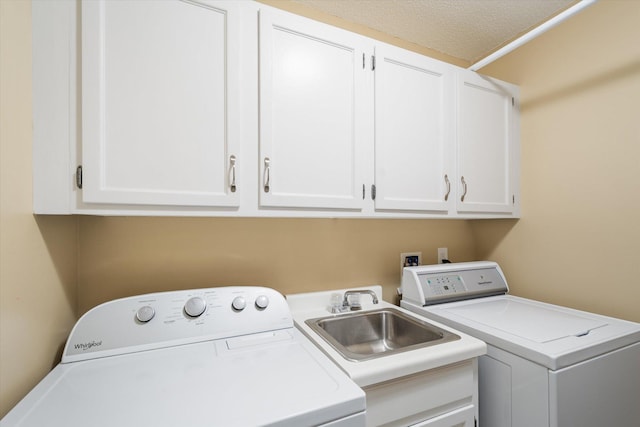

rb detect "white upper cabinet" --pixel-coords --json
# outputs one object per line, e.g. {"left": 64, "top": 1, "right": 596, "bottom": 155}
{"left": 81, "top": 0, "right": 241, "bottom": 207}
{"left": 33, "top": 1, "right": 519, "bottom": 218}
{"left": 455, "top": 70, "right": 520, "bottom": 215}
{"left": 374, "top": 44, "right": 454, "bottom": 213}
{"left": 258, "top": 8, "right": 371, "bottom": 210}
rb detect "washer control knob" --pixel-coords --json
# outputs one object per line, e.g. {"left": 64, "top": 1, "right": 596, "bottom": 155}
{"left": 136, "top": 305, "right": 155, "bottom": 323}
{"left": 184, "top": 297, "right": 207, "bottom": 318}
{"left": 232, "top": 296, "right": 246, "bottom": 311}
{"left": 255, "top": 295, "right": 269, "bottom": 310}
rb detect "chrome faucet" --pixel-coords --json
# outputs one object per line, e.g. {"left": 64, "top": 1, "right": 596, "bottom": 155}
{"left": 342, "top": 290, "right": 379, "bottom": 311}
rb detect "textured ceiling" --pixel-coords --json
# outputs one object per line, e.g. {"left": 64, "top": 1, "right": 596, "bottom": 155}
{"left": 292, "top": 0, "right": 577, "bottom": 63}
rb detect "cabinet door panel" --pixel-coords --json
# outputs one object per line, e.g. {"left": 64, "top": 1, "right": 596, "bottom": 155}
{"left": 259, "top": 9, "right": 368, "bottom": 210}
{"left": 456, "top": 71, "right": 518, "bottom": 214}
{"left": 375, "top": 45, "right": 453, "bottom": 212}
{"left": 82, "top": 0, "right": 240, "bottom": 207}
{"left": 411, "top": 405, "right": 475, "bottom": 426}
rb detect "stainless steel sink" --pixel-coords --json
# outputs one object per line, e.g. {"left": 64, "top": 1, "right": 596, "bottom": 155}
{"left": 305, "top": 308, "right": 460, "bottom": 361}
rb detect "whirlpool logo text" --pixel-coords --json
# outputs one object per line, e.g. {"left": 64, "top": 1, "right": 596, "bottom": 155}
{"left": 74, "top": 340, "right": 102, "bottom": 351}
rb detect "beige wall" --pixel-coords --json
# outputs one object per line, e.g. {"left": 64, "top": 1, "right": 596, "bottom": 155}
{"left": 472, "top": 0, "right": 640, "bottom": 322}
{"left": 0, "top": 0, "right": 77, "bottom": 418}
{"left": 77, "top": 217, "right": 476, "bottom": 315}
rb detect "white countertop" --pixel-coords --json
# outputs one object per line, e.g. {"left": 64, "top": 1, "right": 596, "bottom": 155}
{"left": 287, "top": 285, "right": 486, "bottom": 387}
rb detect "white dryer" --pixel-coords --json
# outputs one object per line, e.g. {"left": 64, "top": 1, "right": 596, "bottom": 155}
{"left": 1, "top": 287, "right": 365, "bottom": 427}
{"left": 400, "top": 261, "right": 640, "bottom": 427}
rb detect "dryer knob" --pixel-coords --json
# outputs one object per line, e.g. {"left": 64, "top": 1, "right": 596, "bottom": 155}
{"left": 232, "top": 296, "right": 246, "bottom": 311}
{"left": 136, "top": 305, "right": 155, "bottom": 323}
{"left": 184, "top": 297, "right": 207, "bottom": 318}
{"left": 255, "top": 295, "right": 269, "bottom": 310}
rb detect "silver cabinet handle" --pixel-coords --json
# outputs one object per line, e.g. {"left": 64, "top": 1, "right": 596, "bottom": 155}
{"left": 461, "top": 176, "right": 467, "bottom": 202}
{"left": 263, "top": 157, "right": 270, "bottom": 193}
{"left": 444, "top": 174, "right": 450, "bottom": 201}
{"left": 229, "top": 155, "right": 237, "bottom": 193}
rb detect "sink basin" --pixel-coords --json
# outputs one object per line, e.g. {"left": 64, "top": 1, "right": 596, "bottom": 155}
{"left": 305, "top": 308, "right": 460, "bottom": 361}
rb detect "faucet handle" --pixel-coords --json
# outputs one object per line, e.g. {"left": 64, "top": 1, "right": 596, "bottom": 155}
{"left": 329, "top": 293, "right": 343, "bottom": 313}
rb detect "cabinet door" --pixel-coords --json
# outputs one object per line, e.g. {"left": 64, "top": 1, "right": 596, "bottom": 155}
{"left": 374, "top": 44, "right": 453, "bottom": 212}
{"left": 456, "top": 70, "right": 519, "bottom": 214}
{"left": 82, "top": 0, "right": 241, "bottom": 207}
{"left": 259, "top": 8, "right": 370, "bottom": 210}
{"left": 412, "top": 405, "right": 475, "bottom": 426}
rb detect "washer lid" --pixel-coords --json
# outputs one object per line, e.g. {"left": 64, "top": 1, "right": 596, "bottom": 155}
{"left": 446, "top": 298, "right": 607, "bottom": 343}
{"left": 421, "top": 295, "right": 640, "bottom": 370}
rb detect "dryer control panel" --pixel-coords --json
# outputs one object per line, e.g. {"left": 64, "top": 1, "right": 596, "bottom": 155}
{"left": 402, "top": 261, "right": 509, "bottom": 306}
{"left": 63, "top": 287, "right": 293, "bottom": 363}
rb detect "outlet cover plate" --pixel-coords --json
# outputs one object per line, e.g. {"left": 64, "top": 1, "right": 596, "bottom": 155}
{"left": 438, "top": 247, "right": 448, "bottom": 264}
{"left": 401, "top": 252, "right": 422, "bottom": 271}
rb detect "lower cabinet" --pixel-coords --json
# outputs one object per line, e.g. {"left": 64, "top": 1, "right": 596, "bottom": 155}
{"left": 412, "top": 406, "right": 475, "bottom": 427}
{"left": 363, "top": 360, "right": 478, "bottom": 427}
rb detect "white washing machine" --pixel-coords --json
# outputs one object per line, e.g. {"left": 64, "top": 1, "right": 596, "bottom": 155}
{"left": 1, "top": 286, "right": 365, "bottom": 427}
{"left": 400, "top": 261, "right": 640, "bottom": 427}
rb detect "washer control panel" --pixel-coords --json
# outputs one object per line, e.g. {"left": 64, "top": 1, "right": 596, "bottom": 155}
{"left": 63, "top": 287, "right": 292, "bottom": 363}
{"left": 423, "top": 274, "right": 467, "bottom": 296}
{"left": 402, "top": 261, "right": 509, "bottom": 306}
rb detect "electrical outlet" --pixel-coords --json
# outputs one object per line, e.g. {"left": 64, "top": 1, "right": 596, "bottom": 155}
{"left": 400, "top": 252, "right": 422, "bottom": 272}
{"left": 438, "top": 247, "right": 448, "bottom": 264}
